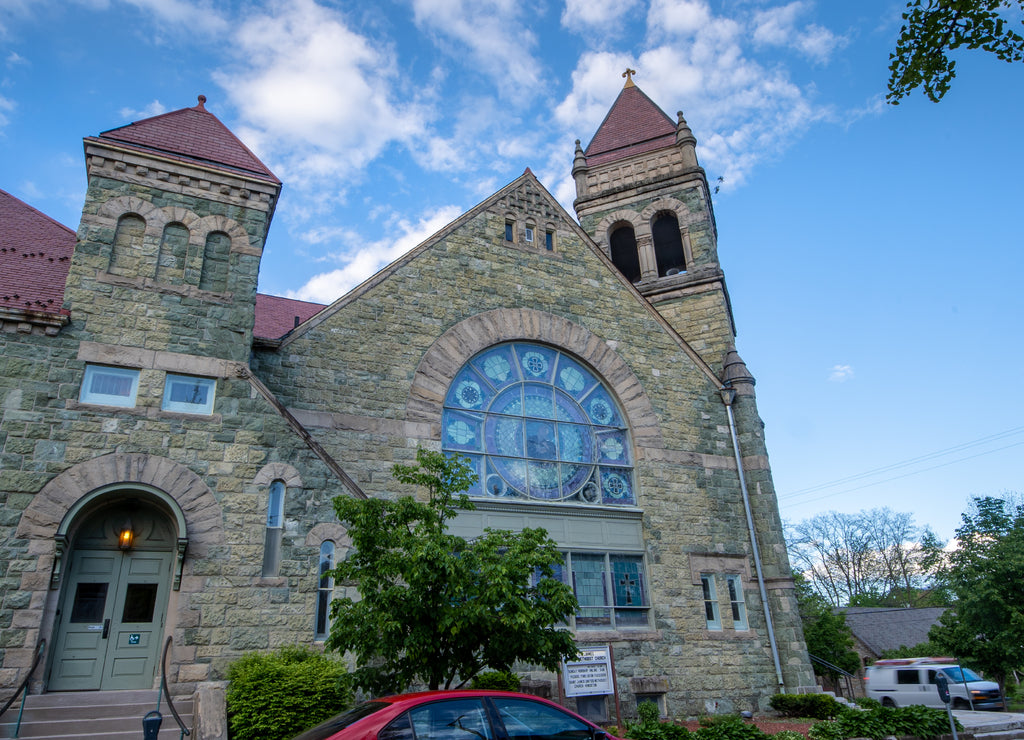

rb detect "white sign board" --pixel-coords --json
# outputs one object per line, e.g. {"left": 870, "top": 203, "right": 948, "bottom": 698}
{"left": 563, "top": 646, "right": 613, "bottom": 697}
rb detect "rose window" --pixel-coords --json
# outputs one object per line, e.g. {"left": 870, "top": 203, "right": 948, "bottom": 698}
{"left": 441, "top": 343, "right": 635, "bottom": 506}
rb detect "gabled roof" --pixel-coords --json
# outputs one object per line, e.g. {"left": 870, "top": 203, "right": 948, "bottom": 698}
{"left": 254, "top": 294, "right": 327, "bottom": 340}
{"left": 96, "top": 96, "right": 279, "bottom": 183}
{"left": 842, "top": 607, "right": 947, "bottom": 658}
{"left": 0, "top": 189, "right": 75, "bottom": 316}
{"left": 583, "top": 80, "right": 677, "bottom": 167}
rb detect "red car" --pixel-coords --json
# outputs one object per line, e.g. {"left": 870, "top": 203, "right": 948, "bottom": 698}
{"left": 292, "top": 690, "right": 622, "bottom": 740}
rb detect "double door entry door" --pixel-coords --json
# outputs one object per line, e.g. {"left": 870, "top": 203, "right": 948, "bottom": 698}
{"left": 49, "top": 549, "right": 172, "bottom": 691}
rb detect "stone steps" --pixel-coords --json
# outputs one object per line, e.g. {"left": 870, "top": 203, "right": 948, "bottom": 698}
{"left": 0, "top": 689, "right": 193, "bottom": 739}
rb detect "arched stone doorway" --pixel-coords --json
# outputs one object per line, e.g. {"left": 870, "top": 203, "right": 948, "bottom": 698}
{"left": 48, "top": 490, "right": 178, "bottom": 691}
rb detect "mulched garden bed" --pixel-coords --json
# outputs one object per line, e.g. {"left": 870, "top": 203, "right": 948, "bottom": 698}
{"left": 680, "top": 718, "right": 816, "bottom": 736}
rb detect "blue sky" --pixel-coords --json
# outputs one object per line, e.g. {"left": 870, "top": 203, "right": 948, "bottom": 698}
{"left": 1, "top": 0, "right": 1021, "bottom": 542}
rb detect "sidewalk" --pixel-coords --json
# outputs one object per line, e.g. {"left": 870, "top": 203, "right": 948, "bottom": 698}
{"left": 953, "top": 711, "right": 1024, "bottom": 739}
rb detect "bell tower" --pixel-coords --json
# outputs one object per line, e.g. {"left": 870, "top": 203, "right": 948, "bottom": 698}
{"left": 573, "top": 71, "right": 735, "bottom": 372}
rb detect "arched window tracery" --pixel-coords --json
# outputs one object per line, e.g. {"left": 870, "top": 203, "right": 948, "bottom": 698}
{"left": 441, "top": 342, "right": 635, "bottom": 506}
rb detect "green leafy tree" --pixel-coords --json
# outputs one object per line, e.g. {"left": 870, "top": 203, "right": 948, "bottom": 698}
{"left": 888, "top": 0, "right": 1024, "bottom": 103}
{"left": 794, "top": 573, "right": 861, "bottom": 680}
{"left": 928, "top": 495, "right": 1024, "bottom": 694}
{"left": 327, "top": 448, "right": 579, "bottom": 695}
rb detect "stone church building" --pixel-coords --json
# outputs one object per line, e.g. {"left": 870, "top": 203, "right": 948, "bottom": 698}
{"left": 0, "top": 76, "right": 813, "bottom": 725}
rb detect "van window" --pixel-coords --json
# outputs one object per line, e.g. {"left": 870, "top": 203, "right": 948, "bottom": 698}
{"left": 897, "top": 669, "right": 921, "bottom": 685}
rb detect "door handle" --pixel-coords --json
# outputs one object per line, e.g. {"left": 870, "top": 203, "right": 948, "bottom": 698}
{"left": 102, "top": 619, "right": 110, "bottom": 639}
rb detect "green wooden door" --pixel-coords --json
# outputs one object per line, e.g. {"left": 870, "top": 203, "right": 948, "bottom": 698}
{"left": 50, "top": 549, "right": 172, "bottom": 691}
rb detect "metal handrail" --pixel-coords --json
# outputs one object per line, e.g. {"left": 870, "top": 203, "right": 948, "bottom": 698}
{"left": 0, "top": 638, "right": 46, "bottom": 738}
{"left": 159, "top": 635, "right": 191, "bottom": 738}
{"left": 808, "top": 653, "right": 858, "bottom": 700}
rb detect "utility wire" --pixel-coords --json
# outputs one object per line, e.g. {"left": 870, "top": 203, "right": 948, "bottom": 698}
{"left": 778, "top": 425, "right": 1024, "bottom": 502}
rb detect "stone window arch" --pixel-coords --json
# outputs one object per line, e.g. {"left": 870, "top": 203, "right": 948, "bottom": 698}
{"left": 108, "top": 214, "right": 148, "bottom": 277}
{"left": 441, "top": 341, "right": 635, "bottom": 506}
{"left": 609, "top": 222, "right": 641, "bottom": 282}
{"left": 651, "top": 211, "right": 686, "bottom": 276}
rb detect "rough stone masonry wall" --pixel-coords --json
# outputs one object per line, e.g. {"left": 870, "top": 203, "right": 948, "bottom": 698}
{"left": 253, "top": 187, "right": 812, "bottom": 715}
{"left": 0, "top": 309, "right": 351, "bottom": 689}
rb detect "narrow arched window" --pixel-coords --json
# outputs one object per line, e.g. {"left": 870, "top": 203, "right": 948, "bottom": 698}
{"left": 199, "top": 230, "right": 230, "bottom": 292}
{"left": 261, "top": 479, "right": 285, "bottom": 577}
{"left": 156, "top": 222, "right": 189, "bottom": 284}
{"left": 315, "top": 540, "right": 335, "bottom": 640}
{"left": 109, "top": 214, "right": 147, "bottom": 277}
{"left": 609, "top": 224, "right": 641, "bottom": 282}
{"left": 652, "top": 212, "right": 686, "bottom": 276}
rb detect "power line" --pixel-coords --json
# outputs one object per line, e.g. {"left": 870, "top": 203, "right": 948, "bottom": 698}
{"left": 778, "top": 425, "right": 1024, "bottom": 503}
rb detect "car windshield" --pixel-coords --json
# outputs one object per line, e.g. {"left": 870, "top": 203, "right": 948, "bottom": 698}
{"left": 291, "top": 701, "right": 392, "bottom": 740}
{"left": 941, "top": 667, "right": 983, "bottom": 683}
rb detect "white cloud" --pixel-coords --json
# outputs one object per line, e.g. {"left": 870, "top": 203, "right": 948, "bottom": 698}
{"left": 5, "top": 51, "right": 27, "bottom": 67}
{"left": 289, "top": 205, "right": 464, "bottom": 303}
{"left": 214, "top": 0, "right": 426, "bottom": 189}
{"left": 829, "top": 364, "right": 854, "bottom": 383}
{"left": 561, "top": 0, "right": 642, "bottom": 29}
{"left": 120, "top": 0, "right": 229, "bottom": 34}
{"left": 752, "top": 2, "right": 846, "bottom": 63}
{"left": 0, "top": 93, "right": 14, "bottom": 129}
{"left": 118, "top": 99, "right": 166, "bottom": 120}
{"left": 647, "top": 0, "right": 712, "bottom": 38}
{"left": 410, "top": 0, "right": 540, "bottom": 98}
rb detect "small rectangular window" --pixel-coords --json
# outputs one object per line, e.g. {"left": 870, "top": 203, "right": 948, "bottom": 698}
{"left": 505, "top": 221, "right": 514, "bottom": 241}
{"left": 524, "top": 226, "right": 535, "bottom": 243}
{"left": 726, "top": 574, "right": 748, "bottom": 630}
{"left": 545, "top": 230, "right": 554, "bottom": 250}
{"left": 80, "top": 365, "right": 140, "bottom": 407}
{"left": 162, "top": 374, "right": 216, "bottom": 414}
{"left": 701, "top": 574, "right": 721, "bottom": 630}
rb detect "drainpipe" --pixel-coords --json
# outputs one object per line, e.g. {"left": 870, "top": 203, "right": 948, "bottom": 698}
{"left": 721, "top": 386, "right": 785, "bottom": 690}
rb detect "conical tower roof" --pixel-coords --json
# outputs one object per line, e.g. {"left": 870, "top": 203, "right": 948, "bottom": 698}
{"left": 583, "top": 76, "right": 677, "bottom": 166}
{"left": 96, "top": 95, "right": 279, "bottom": 183}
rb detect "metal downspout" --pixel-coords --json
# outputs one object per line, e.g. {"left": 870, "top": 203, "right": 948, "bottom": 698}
{"left": 721, "top": 387, "right": 785, "bottom": 690}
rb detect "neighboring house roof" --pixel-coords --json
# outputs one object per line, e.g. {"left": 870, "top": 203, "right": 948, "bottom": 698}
{"left": 0, "top": 188, "right": 75, "bottom": 317}
{"left": 94, "top": 95, "right": 279, "bottom": 183}
{"left": 253, "top": 294, "right": 327, "bottom": 341}
{"left": 842, "top": 607, "right": 947, "bottom": 658}
{"left": 583, "top": 80, "right": 677, "bottom": 167}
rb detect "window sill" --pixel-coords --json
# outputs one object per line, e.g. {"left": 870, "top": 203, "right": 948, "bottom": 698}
{"left": 575, "top": 629, "right": 661, "bottom": 643}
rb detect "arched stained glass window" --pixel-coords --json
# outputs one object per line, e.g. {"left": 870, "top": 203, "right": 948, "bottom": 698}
{"left": 442, "top": 343, "right": 635, "bottom": 506}
{"left": 315, "top": 540, "right": 335, "bottom": 640}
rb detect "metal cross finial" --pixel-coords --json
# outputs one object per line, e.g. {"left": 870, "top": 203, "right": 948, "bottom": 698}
{"left": 622, "top": 68, "right": 637, "bottom": 83}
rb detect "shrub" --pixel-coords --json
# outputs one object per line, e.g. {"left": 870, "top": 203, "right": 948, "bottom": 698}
{"left": 768, "top": 694, "right": 843, "bottom": 720}
{"left": 807, "top": 704, "right": 960, "bottom": 740}
{"left": 226, "top": 646, "right": 352, "bottom": 740}
{"left": 692, "top": 714, "right": 767, "bottom": 740}
{"left": 852, "top": 697, "right": 880, "bottom": 710}
{"left": 470, "top": 671, "right": 521, "bottom": 691}
{"left": 625, "top": 701, "right": 690, "bottom": 740}
{"left": 771, "top": 732, "right": 806, "bottom": 740}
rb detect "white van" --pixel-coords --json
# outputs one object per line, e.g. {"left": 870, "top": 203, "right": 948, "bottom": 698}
{"left": 865, "top": 658, "right": 1004, "bottom": 711}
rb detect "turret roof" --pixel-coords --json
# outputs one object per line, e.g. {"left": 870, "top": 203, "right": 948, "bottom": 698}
{"left": 96, "top": 95, "right": 279, "bottom": 183}
{"left": 583, "top": 80, "right": 677, "bottom": 166}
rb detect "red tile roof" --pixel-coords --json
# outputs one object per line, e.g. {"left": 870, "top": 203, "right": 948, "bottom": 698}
{"left": 96, "top": 96, "right": 279, "bottom": 183}
{"left": 583, "top": 82, "right": 677, "bottom": 167}
{"left": 254, "top": 293, "right": 327, "bottom": 340}
{"left": 0, "top": 189, "right": 75, "bottom": 316}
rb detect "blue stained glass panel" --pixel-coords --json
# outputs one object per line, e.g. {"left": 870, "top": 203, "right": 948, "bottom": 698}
{"left": 442, "top": 410, "right": 483, "bottom": 452}
{"left": 600, "top": 467, "right": 635, "bottom": 505}
{"left": 514, "top": 344, "right": 556, "bottom": 383}
{"left": 528, "top": 461, "right": 562, "bottom": 499}
{"left": 583, "top": 386, "right": 621, "bottom": 426}
{"left": 525, "top": 419, "right": 557, "bottom": 460}
{"left": 490, "top": 385, "right": 524, "bottom": 417}
{"left": 489, "top": 456, "right": 527, "bottom": 495}
{"left": 554, "top": 389, "right": 588, "bottom": 423}
{"left": 596, "top": 428, "right": 630, "bottom": 464}
{"left": 461, "top": 454, "right": 484, "bottom": 496}
{"left": 485, "top": 415, "right": 524, "bottom": 457}
{"left": 557, "top": 423, "right": 594, "bottom": 464}
{"left": 553, "top": 356, "right": 597, "bottom": 399}
{"left": 444, "top": 366, "right": 494, "bottom": 410}
{"left": 523, "top": 383, "right": 555, "bottom": 419}
{"left": 472, "top": 345, "right": 520, "bottom": 389}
